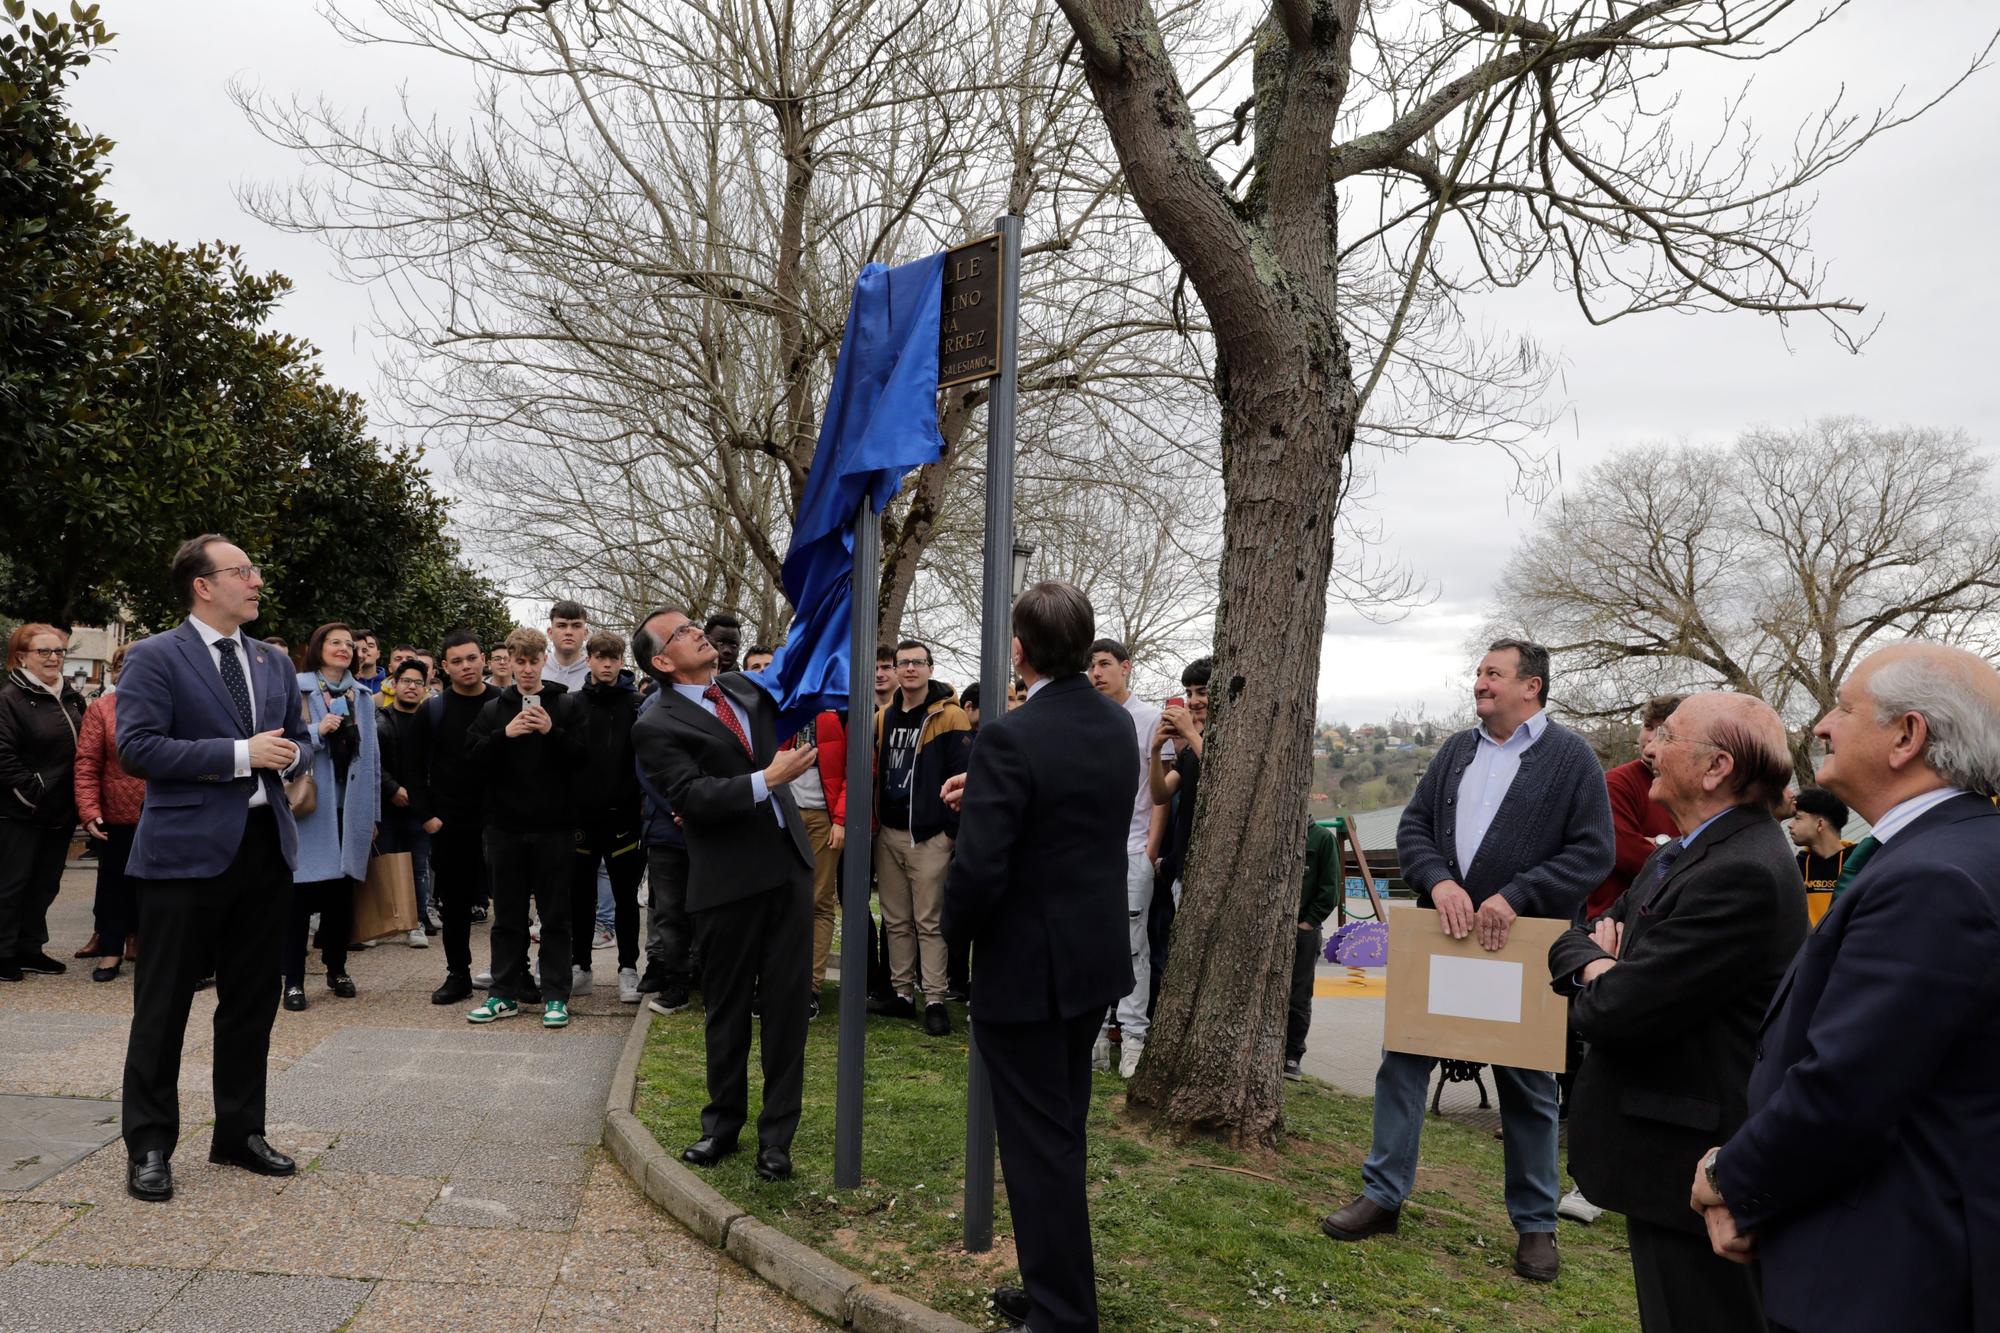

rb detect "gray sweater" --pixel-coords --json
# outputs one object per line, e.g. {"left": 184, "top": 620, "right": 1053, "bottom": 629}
{"left": 1396, "top": 718, "right": 1614, "bottom": 920}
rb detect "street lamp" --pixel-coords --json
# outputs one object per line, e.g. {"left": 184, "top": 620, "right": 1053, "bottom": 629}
{"left": 1011, "top": 541, "right": 1035, "bottom": 598}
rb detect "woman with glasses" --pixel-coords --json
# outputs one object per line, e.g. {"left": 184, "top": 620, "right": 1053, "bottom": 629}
{"left": 0, "top": 624, "right": 87, "bottom": 983}
{"left": 73, "top": 643, "right": 146, "bottom": 981}
{"left": 282, "top": 622, "right": 384, "bottom": 1010}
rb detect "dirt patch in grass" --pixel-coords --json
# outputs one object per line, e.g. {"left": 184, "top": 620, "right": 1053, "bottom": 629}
{"left": 635, "top": 985, "right": 1639, "bottom": 1330}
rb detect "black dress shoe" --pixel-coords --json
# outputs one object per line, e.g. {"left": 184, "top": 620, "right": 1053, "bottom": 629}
{"left": 431, "top": 973, "right": 473, "bottom": 1005}
{"left": 923, "top": 1002, "right": 952, "bottom": 1037}
{"left": 0, "top": 961, "right": 21, "bottom": 983}
{"left": 209, "top": 1134, "right": 296, "bottom": 1177}
{"left": 991, "top": 1285, "right": 1030, "bottom": 1326}
{"left": 681, "top": 1135, "right": 738, "bottom": 1167}
{"left": 16, "top": 951, "right": 65, "bottom": 975}
{"left": 282, "top": 986, "right": 308, "bottom": 1012}
{"left": 755, "top": 1146, "right": 792, "bottom": 1181}
{"left": 327, "top": 972, "right": 357, "bottom": 998}
{"left": 91, "top": 963, "right": 122, "bottom": 983}
{"left": 127, "top": 1150, "right": 173, "bottom": 1202}
{"left": 869, "top": 992, "right": 917, "bottom": 1020}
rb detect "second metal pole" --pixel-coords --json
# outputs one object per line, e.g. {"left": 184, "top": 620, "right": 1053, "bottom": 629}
{"left": 834, "top": 499, "right": 880, "bottom": 1190}
{"left": 964, "top": 211, "right": 1024, "bottom": 1253}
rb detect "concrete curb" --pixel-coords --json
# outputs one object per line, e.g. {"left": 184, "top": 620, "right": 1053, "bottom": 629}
{"left": 602, "top": 1004, "right": 982, "bottom": 1333}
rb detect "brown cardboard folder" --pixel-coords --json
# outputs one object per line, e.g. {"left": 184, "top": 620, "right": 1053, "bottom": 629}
{"left": 1382, "top": 906, "right": 1568, "bottom": 1073}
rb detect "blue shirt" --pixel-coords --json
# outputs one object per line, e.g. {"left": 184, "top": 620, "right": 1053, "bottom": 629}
{"left": 671, "top": 680, "right": 781, "bottom": 826}
{"left": 1454, "top": 708, "right": 1549, "bottom": 869}
{"left": 1677, "top": 808, "right": 1731, "bottom": 850}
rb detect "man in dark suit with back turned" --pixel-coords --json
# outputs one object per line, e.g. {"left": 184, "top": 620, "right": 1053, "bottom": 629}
{"left": 115, "top": 535, "right": 312, "bottom": 1202}
{"left": 1549, "top": 691, "right": 1804, "bottom": 1330}
{"left": 942, "top": 581, "right": 1137, "bottom": 1333}
{"left": 1690, "top": 643, "right": 2000, "bottom": 1333}
{"left": 631, "top": 607, "right": 817, "bottom": 1181}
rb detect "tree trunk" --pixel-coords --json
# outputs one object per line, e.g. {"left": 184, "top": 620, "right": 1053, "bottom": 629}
{"left": 1125, "top": 329, "right": 1355, "bottom": 1144}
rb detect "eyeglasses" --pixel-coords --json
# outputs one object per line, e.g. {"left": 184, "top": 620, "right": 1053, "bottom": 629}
{"left": 1654, "top": 727, "right": 1718, "bottom": 749}
{"left": 895, "top": 660, "right": 929, "bottom": 670}
{"left": 200, "top": 564, "right": 261, "bottom": 582}
{"left": 26, "top": 647, "right": 66, "bottom": 659}
{"left": 665, "top": 623, "right": 706, "bottom": 645}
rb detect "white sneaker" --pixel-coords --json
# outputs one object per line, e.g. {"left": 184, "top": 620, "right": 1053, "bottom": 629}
{"left": 473, "top": 970, "right": 493, "bottom": 988}
{"left": 572, "top": 966, "right": 593, "bottom": 994}
{"left": 1557, "top": 1189, "right": 1604, "bottom": 1223}
{"left": 1091, "top": 1031, "right": 1112, "bottom": 1072}
{"left": 1119, "top": 1038, "right": 1145, "bottom": 1080}
{"left": 618, "top": 967, "right": 641, "bottom": 1003}
{"left": 592, "top": 924, "right": 615, "bottom": 951}
{"left": 407, "top": 928, "right": 429, "bottom": 948}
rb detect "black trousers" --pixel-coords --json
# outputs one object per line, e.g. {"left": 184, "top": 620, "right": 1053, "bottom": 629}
{"left": 645, "top": 844, "right": 696, "bottom": 985}
{"left": 1627, "top": 1214, "right": 1765, "bottom": 1332}
{"left": 122, "top": 807, "right": 288, "bottom": 1158}
{"left": 92, "top": 823, "right": 139, "bottom": 958}
{"left": 692, "top": 875, "right": 811, "bottom": 1150}
{"left": 571, "top": 821, "right": 645, "bottom": 971}
{"left": 1285, "top": 924, "right": 1322, "bottom": 1062}
{"left": 0, "top": 818, "right": 70, "bottom": 960}
{"left": 1145, "top": 869, "right": 1176, "bottom": 1021}
{"left": 486, "top": 827, "right": 572, "bottom": 1003}
{"left": 429, "top": 821, "right": 484, "bottom": 979}
{"left": 947, "top": 933, "right": 970, "bottom": 996}
{"left": 977, "top": 1010, "right": 1103, "bottom": 1333}
{"left": 284, "top": 877, "right": 354, "bottom": 987}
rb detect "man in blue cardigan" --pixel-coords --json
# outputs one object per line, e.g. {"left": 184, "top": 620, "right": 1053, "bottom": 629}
{"left": 1321, "top": 638, "right": 1613, "bottom": 1284}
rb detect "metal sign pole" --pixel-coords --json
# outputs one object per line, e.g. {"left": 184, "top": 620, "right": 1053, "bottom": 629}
{"left": 964, "top": 211, "right": 1023, "bottom": 1254}
{"left": 833, "top": 499, "right": 880, "bottom": 1190}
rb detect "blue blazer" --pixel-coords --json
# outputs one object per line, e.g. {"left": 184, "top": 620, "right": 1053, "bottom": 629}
{"left": 116, "top": 620, "right": 311, "bottom": 879}
{"left": 1716, "top": 792, "right": 2000, "bottom": 1332}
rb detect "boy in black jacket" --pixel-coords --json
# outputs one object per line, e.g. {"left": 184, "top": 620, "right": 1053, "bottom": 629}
{"left": 465, "top": 628, "right": 584, "bottom": 1028}
{"left": 570, "top": 632, "right": 645, "bottom": 1002}
{"left": 413, "top": 631, "right": 498, "bottom": 1004}
{"left": 376, "top": 658, "right": 437, "bottom": 947}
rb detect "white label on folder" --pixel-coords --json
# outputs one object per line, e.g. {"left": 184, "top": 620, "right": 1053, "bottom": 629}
{"left": 1428, "top": 956, "right": 1523, "bottom": 1023}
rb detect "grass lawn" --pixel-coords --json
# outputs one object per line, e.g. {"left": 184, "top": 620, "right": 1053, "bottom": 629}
{"left": 635, "top": 986, "right": 1640, "bottom": 1331}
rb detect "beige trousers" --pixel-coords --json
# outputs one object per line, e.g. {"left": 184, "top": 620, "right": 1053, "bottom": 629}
{"left": 801, "top": 807, "right": 841, "bottom": 991}
{"left": 874, "top": 827, "right": 953, "bottom": 1000}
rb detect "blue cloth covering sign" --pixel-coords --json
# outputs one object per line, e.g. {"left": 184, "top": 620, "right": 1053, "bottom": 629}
{"left": 749, "top": 253, "right": 949, "bottom": 735}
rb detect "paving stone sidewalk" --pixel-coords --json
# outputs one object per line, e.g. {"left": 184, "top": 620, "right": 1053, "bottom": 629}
{"left": 0, "top": 864, "right": 831, "bottom": 1332}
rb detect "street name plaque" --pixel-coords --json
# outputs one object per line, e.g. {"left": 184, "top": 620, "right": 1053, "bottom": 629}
{"left": 939, "top": 234, "right": 1003, "bottom": 387}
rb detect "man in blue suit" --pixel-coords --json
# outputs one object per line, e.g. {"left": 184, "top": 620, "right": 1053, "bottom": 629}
{"left": 1690, "top": 643, "right": 2000, "bottom": 1331}
{"left": 115, "top": 534, "right": 311, "bottom": 1202}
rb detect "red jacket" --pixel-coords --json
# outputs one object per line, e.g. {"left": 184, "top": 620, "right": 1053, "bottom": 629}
{"left": 73, "top": 692, "right": 146, "bottom": 827}
{"left": 1585, "top": 758, "right": 1678, "bottom": 920}
{"left": 791, "top": 710, "right": 848, "bottom": 825}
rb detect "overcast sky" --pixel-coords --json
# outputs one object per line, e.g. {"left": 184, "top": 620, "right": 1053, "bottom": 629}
{"left": 68, "top": 1, "right": 2000, "bottom": 721}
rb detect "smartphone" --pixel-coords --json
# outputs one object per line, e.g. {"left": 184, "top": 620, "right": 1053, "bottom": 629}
{"left": 521, "top": 694, "right": 543, "bottom": 711}
{"left": 1166, "top": 696, "right": 1185, "bottom": 710}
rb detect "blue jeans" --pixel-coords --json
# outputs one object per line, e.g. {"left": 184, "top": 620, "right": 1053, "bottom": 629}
{"left": 595, "top": 864, "right": 615, "bottom": 929}
{"left": 410, "top": 828, "right": 433, "bottom": 922}
{"left": 1361, "top": 1048, "right": 1560, "bottom": 1233}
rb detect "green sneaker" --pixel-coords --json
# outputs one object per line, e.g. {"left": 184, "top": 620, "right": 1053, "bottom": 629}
{"left": 543, "top": 999, "right": 570, "bottom": 1029}
{"left": 468, "top": 996, "right": 519, "bottom": 1024}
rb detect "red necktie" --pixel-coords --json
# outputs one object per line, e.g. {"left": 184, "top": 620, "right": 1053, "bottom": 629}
{"left": 703, "top": 683, "right": 754, "bottom": 756}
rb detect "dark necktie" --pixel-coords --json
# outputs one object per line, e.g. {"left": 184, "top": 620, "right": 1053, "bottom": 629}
{"left": 703, "top": 684, "right": 753, "bottom": 756}
{"left": 216, "top": 637, "right": 254, "bottom": 735}
{"left": 1831, "top": 835, "right": 1879, "bottom": 901}
{"left": 1634, "top": 838, "right": 1684, "bottom": 911}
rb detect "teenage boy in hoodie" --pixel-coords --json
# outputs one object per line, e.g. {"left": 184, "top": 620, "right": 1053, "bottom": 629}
{"left": 415, "top": 631, "right": 498, "bottom": 1005}
{"left": 464, "top": 627, "right": 584, "bottom": 1029}
{"left": 570, "top": 632, "right": 645, "bottom": 1002}
{"left": 871, "top": 639, "right": 972, "bottom": 1036}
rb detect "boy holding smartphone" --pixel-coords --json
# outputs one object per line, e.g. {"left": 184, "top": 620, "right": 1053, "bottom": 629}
{"left": 465, "top": 627, "right": 585, "bottom": 1028}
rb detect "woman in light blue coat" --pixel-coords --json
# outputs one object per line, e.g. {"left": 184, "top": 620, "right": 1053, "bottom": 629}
{"left": 282, "top": 621, "right": 385, "bottom": 1011}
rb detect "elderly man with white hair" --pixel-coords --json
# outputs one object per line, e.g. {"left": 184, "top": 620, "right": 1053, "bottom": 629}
{"left": 1688, "top": 643, "right": 2000, "bottom": 1333}
{"left": 1549, "top": 691, "right": 1805, "bottom": 1332}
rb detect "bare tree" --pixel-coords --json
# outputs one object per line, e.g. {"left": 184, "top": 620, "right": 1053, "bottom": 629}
{"left": 237, "top": 0, "right": 1220, "bottom": 641}
{"left": 1494, "top": 418, "right": 2000, "bottom": 784}
{"left": 1050, "top": 0, "right": 1991, "bottom": 1142}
